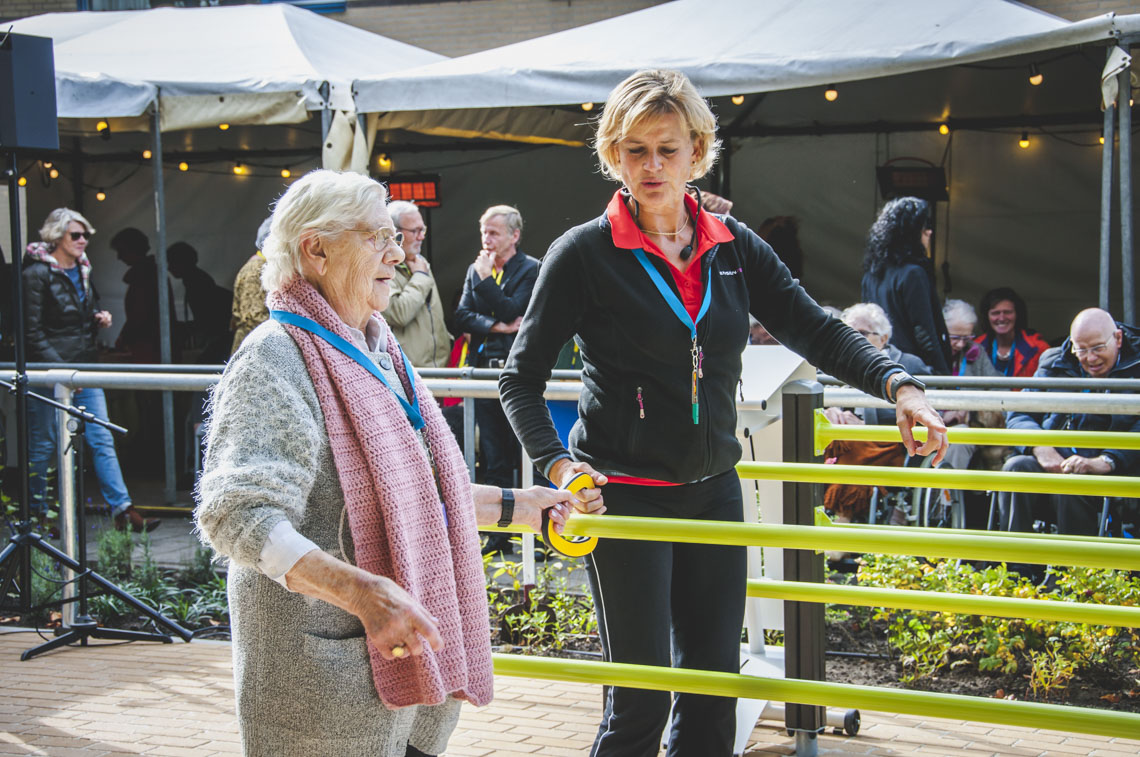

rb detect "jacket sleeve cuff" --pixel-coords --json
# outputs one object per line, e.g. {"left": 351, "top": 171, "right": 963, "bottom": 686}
{"left": 542, "top": 452, "right": 572, "bottom": 482}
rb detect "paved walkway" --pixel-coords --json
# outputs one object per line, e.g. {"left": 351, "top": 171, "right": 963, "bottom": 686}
{"left": 2, "top": 632, "right": 1139, "bottom": 756}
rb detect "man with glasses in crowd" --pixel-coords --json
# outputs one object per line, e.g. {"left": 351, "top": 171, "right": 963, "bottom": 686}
{"left": 384, "top": 201, "right": 451, "bottom": 368}
{"left": 999, "top": 308, "right": 1140, "bottom": 545}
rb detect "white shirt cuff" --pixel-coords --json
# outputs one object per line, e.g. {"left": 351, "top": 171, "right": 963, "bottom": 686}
{"left": 258, "top": 520, "right": 319, "bottom": 589}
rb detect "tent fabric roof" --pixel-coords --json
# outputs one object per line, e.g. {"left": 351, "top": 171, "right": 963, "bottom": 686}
{"left": 10, "top": 5, "right": 445, "bottom": 123}
{"left": 353, "top": 0, "right": 1122, "bottom": 113}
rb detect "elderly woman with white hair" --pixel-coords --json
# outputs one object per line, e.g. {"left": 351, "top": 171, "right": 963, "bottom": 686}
{"left": 23, "top": 208, "right": 157, "bottom": 532}
{"left": 195, "top": 170, "right": 592, "bottom": 757}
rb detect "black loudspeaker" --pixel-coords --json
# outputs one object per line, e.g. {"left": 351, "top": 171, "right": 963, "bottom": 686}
{"left": 0, "top": 32, "right": 59, "bottom": 151}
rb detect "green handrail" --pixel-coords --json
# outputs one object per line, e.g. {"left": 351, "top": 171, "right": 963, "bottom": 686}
{"left": 814, "top": 410, "right": 1140, "bottom": 456}
{"left": 492, "top": 655, "right": 1140, "bottom": 740}
{"left": 736, "top": 461, "right": 1140, "bottom": 498}
{"left": 747, "top": 579, "right": 1140, "bottom": 627}
{"left": 560, "top": 515, "right": 1140, "bottom": 569}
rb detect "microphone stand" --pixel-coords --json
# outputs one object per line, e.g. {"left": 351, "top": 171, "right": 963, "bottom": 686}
{"left": 0, "top": 380, "right": 193, "bottom": 659}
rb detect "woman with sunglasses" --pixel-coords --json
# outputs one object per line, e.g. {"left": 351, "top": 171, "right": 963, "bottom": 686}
{"left": 22, "top": 208, "right": 157, "bottom": 532}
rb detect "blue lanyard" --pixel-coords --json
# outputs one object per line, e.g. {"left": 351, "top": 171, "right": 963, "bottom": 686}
{"left": 270, "top": 310, "right": 425, "bottom": 431}
{"left": 990, "top": 338, "right": 1014, "bottom": 377}
{"left": 630, "top": 248, "right": 712, "bottom": 424}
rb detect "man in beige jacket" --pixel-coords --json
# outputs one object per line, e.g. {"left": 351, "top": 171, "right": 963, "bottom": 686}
{"left": 385, "top": 201, "right": 451, "bottom": 367}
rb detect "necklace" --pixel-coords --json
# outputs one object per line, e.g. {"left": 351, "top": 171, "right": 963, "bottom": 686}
{"left": 640, "top": 218, "right": 691, "bottom": 237}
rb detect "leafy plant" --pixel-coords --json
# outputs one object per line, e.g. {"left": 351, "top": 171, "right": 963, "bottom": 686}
{"left": 96, "top": 527, "right": 134, "bottom": 582}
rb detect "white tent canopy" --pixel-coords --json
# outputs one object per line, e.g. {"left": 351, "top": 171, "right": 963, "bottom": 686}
{"left": 11, "top": 5, "right": 445, "bottom": 129}
{"left": 353, "top": 0, "right": 1124, "bottom": 116}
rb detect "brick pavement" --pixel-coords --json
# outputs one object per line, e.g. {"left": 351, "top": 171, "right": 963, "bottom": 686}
{"left": 3, "top": 632, "right": 1139, "bottom": 756}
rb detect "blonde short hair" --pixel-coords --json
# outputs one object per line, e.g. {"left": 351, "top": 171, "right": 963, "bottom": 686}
{"left": 39, "top": 208, "right": 95, "bottom": 245}
{"left": 594, "top": 69, "right": 720, "bottom": 183}
{"left": 479, "top": 205, "right": 523, "bottom": 236}
{"left": 842, "top": 302, "right": 893, "bottom": 341}
{"left": 261, "top": 170, "right": 389, "bottom": 294}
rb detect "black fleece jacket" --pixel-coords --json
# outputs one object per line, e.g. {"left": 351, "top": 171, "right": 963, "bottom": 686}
{"left": 861, "top": 261, "right": 951, "bottom": 375}
{"left": 1006, "top": 322, "right": 1140, "bottom": 474}
{"left": 500, "top": 212, "right": 903, "bottom": 484}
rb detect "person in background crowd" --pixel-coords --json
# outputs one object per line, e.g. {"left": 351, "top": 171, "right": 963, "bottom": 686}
{"left": 1000, "top": 308, "right": 1140, "bottom": 542}
{"left": 757, "top": 215, "right": 804, "bottom": 282}
{"left": 385, "top": 200, "right": 451, "bottom": 368}
{"left": 196, "top": 169, "right": 592, "bottom": 757}
{"left": 940, "top": 299, "right": 1005, "bottom": 471}
{"left": 975, "top": 286, "right": 1050, "bottom": 379}
{"left": 454, "top": 205, "right": 540, "bottom": 556}
{"left": 167, "top": 241, "right": 233, "bottom": 363}
{"left": 24, "top": 208, "right": 158, "bottom": 533}
{"left": 861, "top": 197, "right": 952, "bottom": 374}
{"left": 499, "top": 69, "right": 947, "bottom": 757}
{"left": 230, "top": 216, "right": 272, "bottom": 354}
{"left": 111, "top": 227, "right": 177, "bottom": 363}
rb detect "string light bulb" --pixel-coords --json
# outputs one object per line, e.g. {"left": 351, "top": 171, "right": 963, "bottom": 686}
{"left": 581, "top": 102, "right": 594, "bottom": 112}
{"left": 1100, "top": 136, "right": 1106, "bottom": 145}
{"left": 377, "top": 153, "right": 392, "bottom": 171}
{"left": 939, "top": 123, "right": 950, "bottom": 135}
{"left": 233, "top": 163, "right": 246, "bottom": 175}
{"left": 96, "top": 120, "right": 109, "bottom": 133}
{"left": 1018, "top": 132, "right": 1030, "bottom": 149}
{"left": 219, "top": 123, "right": 230, "bottom": 131}
{"left": 1028, "top": 64, "right": 1043, "bottom": 87}
{"left": 731, "top": 95, "right": 745, "bottom": 106}
{"left": 142, "top": 149, "right": 152, "bottom": 160}
{"left": 17, "top": 176, "right": 26, "bottom": 187}
{"left": 824, "top": 85, "right": 838, "bottom": 102}
{"left": 178, "top": 161, "right": 189, "bottom": 172}
{"left": 280, "top": 168, "right": 292, "bottom": 178}
{"left": 49, "top": 168, "right": 59, "bottom": 179}
{"left": 96, "top": 189, "right": 107, "bottom": 202}
{"left": 42, "top": 161, "right": 52, "bottom": 169}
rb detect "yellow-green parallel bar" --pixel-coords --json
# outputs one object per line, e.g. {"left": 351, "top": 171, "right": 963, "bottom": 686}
{"left": 746, "top": 579, "right": 1140, "bottom": 627}
{"left": 814, "top": 411, "right": 1140, "bottom": 456}
{"left": 491, "top": 654, "right": 1140, "bottom": 740}
{"left": 833, "top": 520, "right": 1115, "bottom": 545}
{"left": 736, "top": 461, "right": 1140, "bottom": 498}
{"left": 560, "top": 515, "right": 1140, "bottom": 569}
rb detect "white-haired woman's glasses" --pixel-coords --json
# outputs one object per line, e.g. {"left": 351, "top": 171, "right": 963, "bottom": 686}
{"left": 338, "top": 226, "right": 404, "bottom": 251}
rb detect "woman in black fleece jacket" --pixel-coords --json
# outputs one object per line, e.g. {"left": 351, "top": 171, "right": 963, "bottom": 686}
{"left": 499, "top": 70, "right": 947, "bottom": 757}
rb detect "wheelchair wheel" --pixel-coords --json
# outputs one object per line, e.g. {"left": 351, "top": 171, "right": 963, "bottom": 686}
{"left": 912, "top": 456, "right": 965, "bottom": 529}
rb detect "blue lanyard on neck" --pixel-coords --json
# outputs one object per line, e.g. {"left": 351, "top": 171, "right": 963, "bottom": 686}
{"left": 270, "top": 310, "right": 425, "bottom": 431}
{"left": 990, "top": 338, "right": 1014, "bottom": 377}
{"left": 629, "top": 248, "right": 712, "bottom": 423}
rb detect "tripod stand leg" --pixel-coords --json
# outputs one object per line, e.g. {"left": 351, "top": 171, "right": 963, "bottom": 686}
{"left": 19, "top": 616, "right": 173, "bottom": 661}
{"left": 20, "top": 629, "right": 86, "bottom": 660}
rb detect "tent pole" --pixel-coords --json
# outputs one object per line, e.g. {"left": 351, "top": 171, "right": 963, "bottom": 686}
{"left": 152, "top": 97, "right": 176, "bottom": 504}
{"left": 722, "top": 137, "right": 732, "bottom": 200}
{"left": 1100, "top": 48, "right": 1117, "bottom": 312}
{"left": 72, "top": 137, "right": 85, "bottom": 214}
{"left": 320, "top": 82, "right": 332, "bottom": 144}
{"left": 1119, "top": 64, "right": 1134, "bottom": 325}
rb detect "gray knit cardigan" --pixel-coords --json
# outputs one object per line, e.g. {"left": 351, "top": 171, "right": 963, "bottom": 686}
{"left": 195, "top": 320, "right": 461, "bottom": 757}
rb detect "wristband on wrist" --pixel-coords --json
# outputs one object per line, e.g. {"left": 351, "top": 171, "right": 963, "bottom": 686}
{"left": 1099, "top": 454, "right": 1117, "bottom": 472}
{"left": 497, "top": 488, "right": 515, "bottom": 528}
{"left": 888, "top": 373, "right": 926, "bottom": 403}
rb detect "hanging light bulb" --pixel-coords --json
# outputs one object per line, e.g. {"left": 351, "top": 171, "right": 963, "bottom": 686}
{"left": 581, "top": 102, "right": 594, "bottom": 112}
{"left": 96, "top": 120, "right": 109, "bottom": 133}
{"left": 142, "top": 149, "right": 152, "bottom": 160}
{"left": 178, "top": 161, "right": 189, "bottom": 172}
{"left": 939, "top": 123, "right": 950, "bottom": 135}
{"left": 377, "top": 153, "right": 392, "bottom": 171}
{"left": 824, "top": 85, "right": 838, "bottom": 102}
{"left": 1018, "top": 132, "right": 1030, "bottom": 149}
{"left": 280, "top": 168, "right": 292, "bottom": 178}
{"left": 233, "top": 163, "right": 246, "bottom": 175}
{"left": 42, "top": 161, "right": 53, "bottom": 169}
{"left": 49, "top": 168, "right": 59, "bottom": 179}
{"left": 1100, "top": 135, "right": 1106, "bottom": 145}
{"left": 96, "top": 189, "right": 107, "bottom": 202}
{"left": 1028, "top": 64, "right": 1043, "bottom": 87}
{"left": 219, "top": 123, "right": 230, "bottom": 131}
{"left": 731, "top": 95, "right": 745, "bottom": 106}
{"left": 17, "top": 176, "right": 27, "bottom": 187}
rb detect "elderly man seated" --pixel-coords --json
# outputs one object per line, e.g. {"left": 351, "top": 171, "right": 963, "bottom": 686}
{"left": 999, "top": 308, "right": 1140, "bottom": 537}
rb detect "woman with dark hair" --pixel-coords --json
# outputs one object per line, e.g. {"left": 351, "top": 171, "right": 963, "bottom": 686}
{"left": 860, "top": 196, "right": 951, "bottom": 374}
{"left": 975, "top": 286, "right": 1050, "bottom": 378}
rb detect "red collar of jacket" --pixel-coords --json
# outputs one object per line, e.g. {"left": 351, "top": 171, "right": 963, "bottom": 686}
{"left": 606, "top": 189, "right": 734, "bottom": 264}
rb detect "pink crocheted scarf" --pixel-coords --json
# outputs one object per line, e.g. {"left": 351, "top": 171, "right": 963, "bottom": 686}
{"left": 269, "top": 277, "right": 492, "bottom": 709}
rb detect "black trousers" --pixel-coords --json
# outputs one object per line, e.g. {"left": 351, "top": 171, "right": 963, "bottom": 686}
{"left": 586, "top": 470, "right": 746, "bottom": 757}
{"left": 475, "top": 397, "right": 519, "bottom": 489}
{"left": 998, "top": 454, "right": 1101, "bottom": 535}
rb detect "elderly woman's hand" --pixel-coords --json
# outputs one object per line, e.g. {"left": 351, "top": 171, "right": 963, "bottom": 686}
{"left": 284, "top": 550, "right": 443, "bottom": 661}
{"left": 547, "top": 458, "right": 608, "bottom": 514}
{"left": 894, "top": 385, "right": 948, "bottom": 466}
{"left": 513, "top": 485, "right": 606, "bottom": 534}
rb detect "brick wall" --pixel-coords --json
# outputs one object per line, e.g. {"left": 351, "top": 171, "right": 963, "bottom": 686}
{"left": 0, "top": 0, "right": 75, "bottom": 21}
{"left": 1022, "top": 0, "right": 1140, "bottom": 21}
{"left": 336, "top": 0, "right": 665, "bottom": 57}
